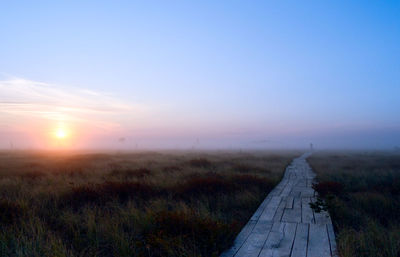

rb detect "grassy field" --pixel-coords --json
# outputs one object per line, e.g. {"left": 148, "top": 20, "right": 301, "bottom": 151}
{"left": 0, "top": 150, "right": 297, "bottom": 257}
{"left": 308, "top": 151, "right": 400, "bottom": 257}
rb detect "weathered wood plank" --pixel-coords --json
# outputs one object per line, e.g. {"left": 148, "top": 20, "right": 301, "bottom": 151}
{"left": 221, "top": 153, "right": 337, "bottom": 257}
{"left": 259, "top": 222, "right": 297, "bottom": 257}
{"left": 258, "top": 222, "right": 284, "bottom": 256}
{"left": 301, "top": 197, "right": 314, "bottom": 224}
{"left": 308, "top": 223, "right": 331, "bottom": 257}
{"left": 250, "top": 194, "right": 274, "bottom": 221}
{"left": 314, "top": 211, "right": 330, "bottom": 225}
{"left": 259, "top": 196, "right": 282, "bottom": 221}
{"left": 290, "top": 223, "right": 308, "bottom": 257}
{"left": 296, "top": 179, "right": 307, "bottom": 188}
{"left": 311, "top": 197, "right": 331, "bottom": 225}
{"left": 220, "top": 220, "right": 257, "bottom": 257}
{"left": 273, "top": 197, "right": 286, "bottom": 222}
{"left": 282, "top": 197, "right": 301, "bottom": 223}
{"left": 285, "top": 196, "right": 294, "bottom": 209}
{"left": 234, "top": 221, "right": 273, "bottom": 257}
{"left": 327, "top": 223, "right": 338, "bottom": 257}
{"left": 300, "top": 187, "right": 315, "bottom": 198}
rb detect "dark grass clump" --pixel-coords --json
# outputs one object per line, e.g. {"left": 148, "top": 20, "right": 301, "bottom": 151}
{"left": 174, "top": 174, "right": 273, "bottom": 200}
{"left": 109, "top": 167, "right": 152, "bottom": 178}
{"left": 189, "top": 158, "right": 212, "bottom": 168}
{"left": 312, "top": 181, "right": 344, "bottom": 197}
{"left": 309, "top": 152, "right": 400, "bottom": 257}
{"left": 0, "top": 199, "right": 25, "bottom": 224}
{"left": 19, "top": 170, "right": 47, "bottom": 180}
{"left": 145, "top": 210, "right": 239, "bottom": 257}
{"left": 0, "top": 150, "right": 296, "bottom": 257}
{"left": 231, "top": 174, "right": 274, "bottom": 190}
{"left": 162, "top": 165, "right": 182, "bottom": 173}
{"left": 61, "top": 182, "right": 161, "bottom": 209}
{"left": 232, "top": 164, "right": 271, "bottom": 174}
{"left": 233, "top": 164, "right": 254, "bottom": 173}
{"left": 175, "top": 177, "right": 237, "bottom": 198}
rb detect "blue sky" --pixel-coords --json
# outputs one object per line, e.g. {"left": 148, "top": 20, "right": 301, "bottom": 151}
{"left": 0, "top": 1, "right": 399, "bottom": 149}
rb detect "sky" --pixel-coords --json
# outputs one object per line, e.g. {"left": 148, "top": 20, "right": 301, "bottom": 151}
{"left": 0, "top": 1, "right": 399, "bottom": 150}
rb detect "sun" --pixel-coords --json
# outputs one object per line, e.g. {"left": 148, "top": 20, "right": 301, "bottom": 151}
{"left": 49, "top": 124, "right": 74, "bottom": 148}
{"left": 55, "top": 127, "right": 68, "bottom": 139}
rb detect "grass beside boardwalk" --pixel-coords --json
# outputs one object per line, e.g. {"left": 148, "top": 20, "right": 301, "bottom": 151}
{"left": 308, "top": 152, "right": 400, "bottom": 257}
{"left": 0, "top": 150, "right": 297, "bottom": 257}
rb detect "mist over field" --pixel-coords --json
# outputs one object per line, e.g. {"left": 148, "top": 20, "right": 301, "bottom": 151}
{"left": 1, "top": 1, "right": 399, "bottom": 151}
{"left": 1, "top": 2, "right": 400, "bottom": 257}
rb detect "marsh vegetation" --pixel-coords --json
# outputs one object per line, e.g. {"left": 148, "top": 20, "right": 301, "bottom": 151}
{"left": 0, "top": 150, "right": 296, "bottom": 257}
{"left": 309, "top": 152, "right": 400, "bottom": 257}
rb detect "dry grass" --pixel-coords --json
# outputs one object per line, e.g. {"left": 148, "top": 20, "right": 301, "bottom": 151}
{"left": 309, "top": 151, "right": 400, "bottom": 257}
{"left": 0, "top": 150, "right": 297, "bottom": 257}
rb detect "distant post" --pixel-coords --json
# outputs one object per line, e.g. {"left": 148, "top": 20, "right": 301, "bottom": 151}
{"left": 310, "top": 143, "right": 313, "bottom": 152}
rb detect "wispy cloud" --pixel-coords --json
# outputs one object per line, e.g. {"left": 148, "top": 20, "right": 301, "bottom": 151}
{"left": 0, "top": 78, "right": 141, "bottom": 129}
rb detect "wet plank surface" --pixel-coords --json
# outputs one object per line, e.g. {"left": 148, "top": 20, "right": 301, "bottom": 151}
{"left": 221, "top": 153, "right": 338, "bottom": 257}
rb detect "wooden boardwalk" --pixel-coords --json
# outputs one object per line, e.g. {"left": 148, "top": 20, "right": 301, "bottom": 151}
{"left": 221, "top": 153, "right": 337, "bottom": 257}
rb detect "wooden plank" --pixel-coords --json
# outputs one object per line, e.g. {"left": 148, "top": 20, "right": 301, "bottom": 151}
{"left": 289, "top": 187, "right": 302, "bottom": 198}
{"left": 250, "top": 194, "right": 274, "bottom": 221}
{"left": 314, "top": 210, "right": 331, "bottom": 225}
{"left": 282, "top": 197, "right": 301, "bottom": 223}
{"left": 220, "top": 247, "right": 237, "bottom": 257}
{"left": 290, "top": 223, "right": 308, "bottom": 257}
{"left": 327, "top": 223, "right": 338, "bottom": 257}
{"left": 259, "top": 196, "right": 282, "bottom": 221}
{"left": 307, "top": 223, "right": 331, "bottom": 257}
{"left": 275, "top": 180, "right": 290, "bottom": 196}
{"left": 221, "top": 153, "right": 336, "bottom": 257}
{"left": 306, "top": 179, "right": 314, "bottom": 188}
{"left": 281, "top": 181, "right": 294, "bottom": 197}
{"left": 285, "top": 196, "right": 294, "bottom": 209}
{"left": 220, "top": 220, "right": 257, "bottom": 257}
{"left": 295, "top": 179, "right": 307, "bottom": 188}
{"left": 300, "top": 187, "right": 315, "bottom": 198}
{"left": 233, "top": 232, "right": 267, "bottom": 257}
{"left": 259, "top": 222, "right": 297, "bottom": 257}
{"left": 311, "top": 197, "right": 331, "bottom": 225}
{"left": 273, "top": 197, "right": 286, "bottom": 222}
{"left": 258, "top": 222, "right": 284, "bottom": 256}
{"left": 301, "top": 197, "right": 314, "bottom": 224}
{"left": 234, "top": 221, "right": 273, "bottom": 257}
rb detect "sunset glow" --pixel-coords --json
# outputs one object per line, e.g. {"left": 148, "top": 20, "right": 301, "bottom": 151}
{"left": 0, "top": 1, "right": 399, "bottom": 150}
{"left": 55, "top": 127, "right": 67, "bottom": 139}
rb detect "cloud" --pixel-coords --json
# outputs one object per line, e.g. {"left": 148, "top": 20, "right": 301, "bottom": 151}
{"left": 0, "top": 77, "right": 141, "bottom": 129}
